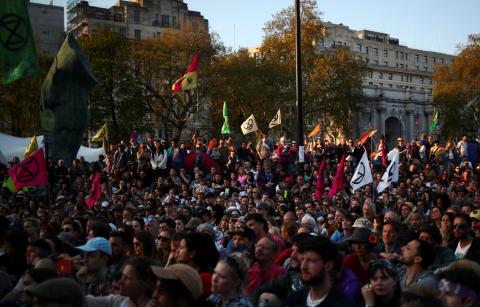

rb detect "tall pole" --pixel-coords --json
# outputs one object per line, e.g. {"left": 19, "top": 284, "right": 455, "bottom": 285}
{"left": 295, "top": 0, "right": 304, "bottom": 163}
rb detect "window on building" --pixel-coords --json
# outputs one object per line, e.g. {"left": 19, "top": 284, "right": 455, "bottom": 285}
{"left": 429, "top": 79, "right": 433, "bottom": 85}
{"left": 433, "top": 57, "right": 436, "bottom": 63}
{"left": 384, "top": 61, "right": 388, "bottom": 66}
{"left": 374, "top": 48, "right": 378, "bottom": 56}
{"left": 369, "top": 82, "right": 374, "bottom": 86}
{"left": 441, "top": 58, "right": 445, "bottom": 64}
{"left": 420, "top": 77, "right": 424, "bottom": 84}
{"left": 134, "top": 29, "right": 141, "bottom": 40}
{"left": 373, "top": 59, "right": 378, "bottom": 65}
{"left": 389, "top": 84, "right": 393, "bottom": 88}
{"left": 400, "top": 63, "right": 404, "bottom": 68}
{"left": 365, "top": 46, "right": 369, "bottom": 54}
{"left": 424, "top": 55, "right": 428, "bottom": 63}
{"left": 161, "top": 15, "right": 170, "bottom": 27}
{"left": 396, "top": 51, "right": 399, "bottom": 59}
{"left": 114, "top": 13, "right": 123, "bottom": 22}
{"left": 388, "top": 74, "right": 393, "bottom": 80}
{"left": 400, "top": 52, "right": 404, "bottom": 60}
{"left": 379, "top": 83, "right": 383, "bottom": 87}
{"left": 356, "top": 43, "right": 362, "bottom": 52}
{"left": 401, "top": 75, "right": 404, "bottom": 81}
{"left": 337, "top": 41, "right": 342, "bottom": 47}
{"left": 405, "top": 53, "right": 408, "bottom": 60}
{"left": 379, "top": 72, "right": 383, "bottom": 79}
{"left": 396, "top": 63, "right": 399, "bottom": 68}
{"left": 416, "top": 66, "right": 419, "bottom": 70}
{"left": 368, "top": 71, "right": 373, "bottom": 78}
{"left": 331, "top": 41, "right": 335, "bottom": 48}
{"left": 119, "top": 27, "right": 126, "bottom": 37}
{"left": 171, "top": 16, "right": 177, "bottom": 27}
{"left": 384, "top": 49, "right": 388, "bottom": 57}
{"left": 415, "top": 54, "right": 419, "bottom": 62}
{"left": 133, "top": 10, "right": 140, "bottom": 24}
{"left": 424, "top": 67, "right": 428, "bottom": 71}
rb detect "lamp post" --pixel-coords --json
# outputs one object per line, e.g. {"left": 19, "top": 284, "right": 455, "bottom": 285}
{"left": 295, "top": 0, "right": 304, "bottom": 163}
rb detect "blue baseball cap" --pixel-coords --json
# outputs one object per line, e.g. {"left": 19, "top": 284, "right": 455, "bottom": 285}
{"left": 76, "top": 237, "right": 112, "bottom": 256}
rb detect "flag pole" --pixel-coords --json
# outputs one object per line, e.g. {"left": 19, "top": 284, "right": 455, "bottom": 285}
{"left": 368, "top": 140, "right": 375, "bottom": 202}
{"left": 194, "top": 89, "right": 199, "bottom": 134}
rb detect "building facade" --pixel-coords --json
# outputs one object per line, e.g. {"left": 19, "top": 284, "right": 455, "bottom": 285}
{"left": 318, "top": 22, "right": 454, "bottom": 147}
{"left": 27, "top": 1, "right": 65, "bottom": 56}
{"left": 66, "top": 0, "right": 209, "bottom": 39}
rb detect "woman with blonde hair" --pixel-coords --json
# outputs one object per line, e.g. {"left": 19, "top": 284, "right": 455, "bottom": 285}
{"left": 208, "top": 253, "right": 253, "bottom": 307}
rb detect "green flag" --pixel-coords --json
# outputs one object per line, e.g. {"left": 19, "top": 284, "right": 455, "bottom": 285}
{"left": 0, "top": 0, "right": 40, "bottom": 84}
{"left": 2, "top": 177, "right": 17, "bottom": 193}
{"left": 429, "top": 110, "right": 439, "bottom": 134}
{"left": 221, "top": 101, "right": 230, "bottom": 134}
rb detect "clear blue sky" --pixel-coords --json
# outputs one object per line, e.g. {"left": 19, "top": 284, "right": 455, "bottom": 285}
{"left": 35, "top": 0, "right": 479, "bottom": 55}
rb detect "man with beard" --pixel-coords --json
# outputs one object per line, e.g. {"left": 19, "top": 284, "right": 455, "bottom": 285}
{"left": 396, "top": 239, "right": 437, "bottom": 290}
{"left": 450, "top": 214, "right": 480, "bottom": 264}
{"left": 250, "top": 233, "right": 312, "bottom": 306}
{"left": 284, "top": 236, "right": 354, "bottom": 307}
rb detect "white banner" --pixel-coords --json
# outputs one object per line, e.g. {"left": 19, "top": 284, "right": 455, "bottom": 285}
{"left": 350, "top": 151, "right": 373, "bottom": 192}
{"left": 241, "top": 114, "right": 258, "bottom": 135}
{"left": 376, "top": 149, "right": 400, "bottom": 193}
{"left": 268, "top": 109, "right": 281, "bottom": 128}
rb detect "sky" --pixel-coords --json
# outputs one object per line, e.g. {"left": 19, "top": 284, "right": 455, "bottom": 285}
{"left": 34, "top": 0, "right": 479, "bottom": 55}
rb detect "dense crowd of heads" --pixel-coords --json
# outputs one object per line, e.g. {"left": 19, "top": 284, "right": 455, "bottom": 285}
{"left": 0, "top": 131, "right": 479, "bottom": 307}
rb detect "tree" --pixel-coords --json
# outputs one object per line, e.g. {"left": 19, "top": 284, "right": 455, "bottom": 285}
{"left": 131, "top": 30, "right": 224, "bottom": 140}
{"left": 207, "top": 49, "right": 290, "bottom": 136}
{"left": 78, "top": 28, "right": 148, "bottom": 143}
{"left": 260, "top": 0, "right": 366, "bottom": 137}
{"left": 0, "top": 52, "right": 52, "bottom": 136}
{"left": 433, "top": 34, "right": 480, "bottom": 138}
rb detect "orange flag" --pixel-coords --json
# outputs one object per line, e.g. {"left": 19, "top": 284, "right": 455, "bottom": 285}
{"left": 308, "top": 123, "right": 321, "bottom": 138}
{"left": 357, "top": 129, "right": 377, "bottom": 145}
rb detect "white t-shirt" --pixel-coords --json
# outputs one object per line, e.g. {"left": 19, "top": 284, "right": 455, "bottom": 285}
{"left": 455, "top": 241, "right": 472, "bottom": 259}
{"left": 306, "top": 291, "right": 327, "bottom": 307}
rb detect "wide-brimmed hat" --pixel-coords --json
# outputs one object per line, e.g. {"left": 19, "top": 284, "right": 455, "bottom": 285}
{"left": 348, "top": 227, "right": 375, "bottom": 245}
{"left": 26, "top": 278, "right": 83, "bottom": 307}
{"left": 151, "top": 264, "right": 203, "bottom": 299}
{"left": 229, "top": 226, "right": 255, "bottom": 242}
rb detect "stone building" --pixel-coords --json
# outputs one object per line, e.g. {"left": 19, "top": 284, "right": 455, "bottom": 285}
{"left": 66, "top": 0, "right": 208, "bottom": 38}
{"left": 27, "top": 1, "right": 65, "bottom": 56}
{"left": 318, "top": 22, "right": 454, "bottom": 147}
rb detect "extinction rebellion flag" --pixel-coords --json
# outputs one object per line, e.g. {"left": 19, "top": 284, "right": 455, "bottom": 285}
{"left": 0, "top": 0, "right": 40, "bottom": 84}
{"left": 8, "top": 148, "right": 48, "bottom": 190}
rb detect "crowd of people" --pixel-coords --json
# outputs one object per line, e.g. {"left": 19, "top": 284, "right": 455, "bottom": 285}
{"left": 0, "top": 130, "right": 480, "bottom": 307}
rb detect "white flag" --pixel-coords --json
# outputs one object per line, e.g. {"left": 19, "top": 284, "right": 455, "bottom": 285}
{"left": 350, "top": 152, "right": 373, "bottom": 192}
{"left": 268, "top": 109, "right": 281, "bottom": 128}
{"left": 241, "top": 114, "right": 258, "bottom": 135}
{"left": 376, "top": 150, "right": 400, "bottom": 193}
{"left": 387, "top": 148, "right": 400, "bottom": 182}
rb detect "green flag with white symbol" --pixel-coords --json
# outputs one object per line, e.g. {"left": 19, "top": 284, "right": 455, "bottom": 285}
{"left": 221, "top": 101, "right": 230, "bottom": 134}
{"left": 0, "top": 0, "right": 40, "bottom": 84}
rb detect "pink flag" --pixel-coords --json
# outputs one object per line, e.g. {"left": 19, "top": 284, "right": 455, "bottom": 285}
{"left": 315, "top": 158, "right": 327, "bottom": 201}
{"left": 381, "top": 141, "right": 387, "bottom": 169}
{"left": 328, "top": 154, "right": 346, "bottom": 197}
{"left": 86, "top": 172, "right": 101, "bottom": 209}
{"left": 8, "top": 148, "right": 48, "bottom": 190}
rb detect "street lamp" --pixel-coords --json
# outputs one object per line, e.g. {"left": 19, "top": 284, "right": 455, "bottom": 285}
{"left": 295, "top": 0, "right": 305, "bottom": 163}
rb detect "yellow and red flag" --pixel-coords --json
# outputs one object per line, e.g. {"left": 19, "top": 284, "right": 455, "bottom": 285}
{"left": 308, "top": 123, "right": 321, "bottom": 138}
{"left": 172, "top": 53, "right": 198, "bottom": 92}
{"left": 357, "top": 129, "right": 377, "bottom": 146}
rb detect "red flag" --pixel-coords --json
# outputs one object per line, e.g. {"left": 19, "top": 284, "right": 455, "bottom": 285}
{"left": 381, "top": 140, "right": 387, "bottom": 168}
{"left": 315, "top": 158, "right": 327, "bottom": 201}
{"left": 183, "top": 151, "right": 219, "bottom": 173}
{"left": 86, "top": 172, "right": 101, "bottom": 209}
{"left": 328, "top": 154, "right": 346, "bottom": 197}
{"left": 357, "top": 129, "right": 377, "bottom": 146}
{"left": 8, "top": 148, "right": 47, "bottom": 190}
